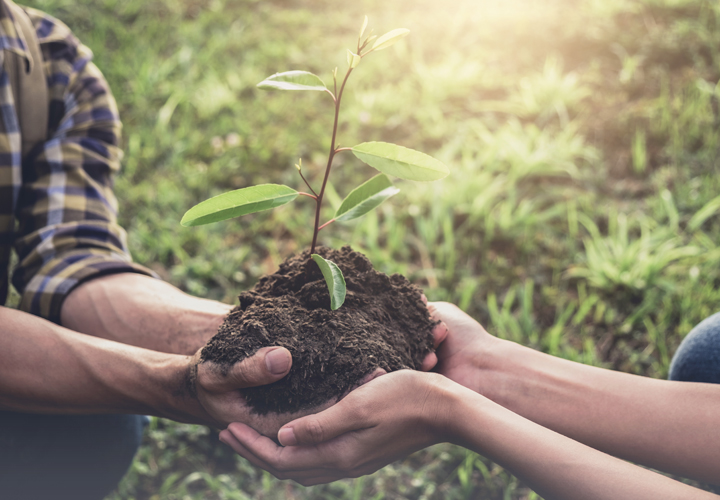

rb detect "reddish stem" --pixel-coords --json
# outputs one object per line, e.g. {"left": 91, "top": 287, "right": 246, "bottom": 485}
{"left": 298, "top": 191, "right": 317, "bottom": 200}
{"left": 298, "top": 170, "right": 317, "bottom": 197}
{"left": 318, "top": 219, "right": 336, "bottom": 231}
{"left": 310, "top": 67, "right": 354, "bottom": 254}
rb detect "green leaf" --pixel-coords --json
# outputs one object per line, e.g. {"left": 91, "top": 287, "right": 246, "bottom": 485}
{"left": 352, "top": 142, "right": 449, "bottom": 181}
{"left": 335, "top": 174, "right": 399, "bottom": 222}
{"left": 346, "top": 49, "right": 361, "bottom": 69}
{"left": 371, "top": 28, "right": 409, "bottom": 51}
{"left": 181, "top": 184, "right": 298, "bottom": 226}
{"left": 257, "top": 71, "right": 327, "bottom": 91}
{"left": 359, "top": 15, "right": 369, "bottom": 39}
{"left": 311, "top": 254, "right": 346, "bottom": 310}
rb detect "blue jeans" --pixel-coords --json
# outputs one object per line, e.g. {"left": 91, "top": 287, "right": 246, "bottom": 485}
{"left": 669, "top": 311, "right": 720, "bottom": 384}
{"left": 0, "top": 412, "right": 147, "bottom": 500}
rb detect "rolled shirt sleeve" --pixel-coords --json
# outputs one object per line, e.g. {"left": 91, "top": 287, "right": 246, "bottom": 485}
{"left": 11, "top": 9, "right": 154, "bottom": 322}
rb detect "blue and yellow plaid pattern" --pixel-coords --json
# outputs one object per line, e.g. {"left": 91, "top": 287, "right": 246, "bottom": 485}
{"left": 0, "top": 0, "right": 153, "bottom": 322}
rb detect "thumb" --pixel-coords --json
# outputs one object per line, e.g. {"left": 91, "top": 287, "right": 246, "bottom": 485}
{"left": 278, "top": 399, "right": 370, "bottom": 447}
{"left": 200, "top": 346, "right": 292, "bottom": 393}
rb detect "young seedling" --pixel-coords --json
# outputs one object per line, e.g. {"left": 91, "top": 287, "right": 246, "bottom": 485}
{"left": 181, "top": 17, "right": 448, "bottom": 310}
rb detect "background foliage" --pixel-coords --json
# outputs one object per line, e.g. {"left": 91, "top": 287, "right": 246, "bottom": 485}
{"left": 22, "top": 0, "right": 720, "bottom": 497}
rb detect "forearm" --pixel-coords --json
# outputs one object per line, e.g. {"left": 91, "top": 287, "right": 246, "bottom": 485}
{"left": 60, "top": 273, "right": 232, "bottom": 355}
{"left": 233, "top": 370, "right": 715, "bottom": 495}
{"left": 476, "top": 339, "right": 720, "bottom": 484}
{"left": 448, "top": 388, "right": 716, "bottom": 500}
{"left": 0, "top": 306, "right": 204, "bottom": 423}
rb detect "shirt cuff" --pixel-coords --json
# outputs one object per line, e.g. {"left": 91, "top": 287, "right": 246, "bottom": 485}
{"left": 19, "top": 249, "right": 158, "bottom": 323}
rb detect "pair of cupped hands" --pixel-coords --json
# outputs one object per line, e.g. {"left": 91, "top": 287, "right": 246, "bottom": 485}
{"left": 193, "top": 301, "right": 491, "bottom": 486}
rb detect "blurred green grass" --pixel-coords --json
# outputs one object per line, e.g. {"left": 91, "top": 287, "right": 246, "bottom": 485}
{"left": 22, "top": 0, "right": 720, "bottom": 497}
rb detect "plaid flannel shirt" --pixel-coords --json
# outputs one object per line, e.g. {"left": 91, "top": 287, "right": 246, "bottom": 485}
{"left": 0, "top": 0, "right": 153, "bottom": 323}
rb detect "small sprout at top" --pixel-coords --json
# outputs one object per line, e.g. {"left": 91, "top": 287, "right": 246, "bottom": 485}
{"left": 359, "top": 35, "right": 377, "bottom": 55}
{"left": 370, "top": 28, "right": 409, "bottom": 53}
{"left": 359, "top": 15, "right": 368, "bottom": 41}
{"left": 295, "top": 158, "right": 302, "bottom": 171}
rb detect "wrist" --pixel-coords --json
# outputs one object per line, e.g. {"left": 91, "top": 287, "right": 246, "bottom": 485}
{"left": 473, "top": 338, "right": 527, "bottom": 401}
{"left": 153, "top": 354, "right": 213, "bottom": 426}
{"left": 422, "top": 374, "right": 475, "bottom": 441}
{"left": 439, "top": 383, "right": 493, "bottom": 446}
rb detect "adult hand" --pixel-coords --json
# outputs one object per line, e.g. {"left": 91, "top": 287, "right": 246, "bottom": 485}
{"left": 429, "top": 301, "right": 499, "bottom": 394}
{"left": 184, "top": 346, "right": 302, "bottom": 433}
{"left": 185, "top": 298, "right": 445, "bottom": 432}
{"left": 218, "top": 370, "right": 457, "bottom": 485}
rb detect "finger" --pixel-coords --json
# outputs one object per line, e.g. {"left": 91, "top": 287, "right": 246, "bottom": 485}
{"left": 296, "top": 476, "right": 346, "bottom": 487}
{"left": 357, "top": 368, "right": 387, "bottom": 386}
{"left": 229, "top": 423, "right": 381, "bottom": 484}
{"left": 420, "top": 352, "right": 438, "bottom": 371}
{"left": 220, "top": 426, "right": 329, "bottom": 482}
{"left": 277, "top": 400, "right": 371, "bottom": 447}
{"left": 427, "top": 302, "right": 438, "bottom": 321}
{"left": 200, "top": 346, "right": 292, "bottom": 392}
{"left": 224, "top": 431, "right": 339, "bottom": 485}
{"left": 421, "top": 294, "right": 428, "bottom": 306}
{"left": 432, "top": 321, "right": 448, "bottom": 348}
{"left": 219, "top": 428, "right": 282, "bottom": 475}
{"left": 226, "top": 422, "right": 342, "bottom": 474}
{"left": 429, "top": 301, "right": 463, "bottom": 320}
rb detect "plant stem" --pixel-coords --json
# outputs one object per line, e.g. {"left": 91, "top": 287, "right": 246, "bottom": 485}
{"left": 298, "top": 191, "right": 317, "bottom": 200}
{"left": 310, "top": 67, "right": 354, "bottom": 254}
{"left": 318, "top": 219, "right": 335, "bottom": 231}
{"left": 298, "top": 170, "right": 318, "bottom": 196}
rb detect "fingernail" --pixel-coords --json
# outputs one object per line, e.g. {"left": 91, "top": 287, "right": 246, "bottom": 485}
{"left": 278, "top": 427, "right": 297, "bottom": 446}
{"left": 265, "top": 348, "right": 291, "bottom": 375}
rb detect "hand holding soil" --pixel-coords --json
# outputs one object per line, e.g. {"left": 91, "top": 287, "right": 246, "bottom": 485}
{"left": 198, "top": 247, "right": 444, "bottom": 436}
{"left": 188, "top": 346, "right": 294, "bottom": 430}
{"left": 431, "top": 301, "right": 501, "bottom": 395}
{"left": 219, "top": 370, "right": 457, "bottom": 486}
{"left": 218, "top": 309, "right": 720, "bottom": 500}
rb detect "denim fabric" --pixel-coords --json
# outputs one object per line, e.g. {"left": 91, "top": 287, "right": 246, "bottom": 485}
{"left": 669, "top": 311, "right": 720, "bottom": 384}
{"left": 0, "top": 412, "right": 147, "bottom": 500}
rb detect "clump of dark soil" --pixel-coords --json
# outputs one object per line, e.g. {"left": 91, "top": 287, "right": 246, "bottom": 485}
{"left": 201, "top": 246, "right": 435, "bottom": 415}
